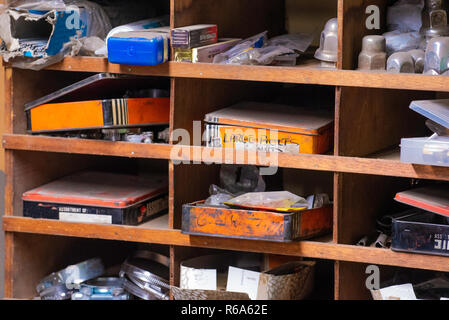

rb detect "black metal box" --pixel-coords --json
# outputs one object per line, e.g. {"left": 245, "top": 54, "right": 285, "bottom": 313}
{"left": 392, "top": 211, "right": 449, "bottom": 257}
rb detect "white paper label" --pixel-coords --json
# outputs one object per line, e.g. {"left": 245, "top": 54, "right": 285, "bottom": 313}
{"left": 226, "top": 266, "right": 261, "bottom": 300}
{"left": 181, "top": 266, "right": 217, "bottom": 291}
{"left": 378, "top": 283, "right": 417, "bottom": 300}
{"left": 59, "top": 212, "right": 112, "bottom": 225}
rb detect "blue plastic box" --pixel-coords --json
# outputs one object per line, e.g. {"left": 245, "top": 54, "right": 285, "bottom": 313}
{"left": 108, "top": 28, "right": 170, "bottom": 66}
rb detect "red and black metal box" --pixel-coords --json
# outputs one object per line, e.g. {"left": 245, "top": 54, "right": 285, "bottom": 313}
{"left": 22, "top": 171, "right": 168, "bottom": 226}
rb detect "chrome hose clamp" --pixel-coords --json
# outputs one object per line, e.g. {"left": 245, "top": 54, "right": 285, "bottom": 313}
{"left": 37, "top": 258, "right": 105, "bottom": 299}
{"left": 119, "top": 251, "right": 170, "bottom": 300}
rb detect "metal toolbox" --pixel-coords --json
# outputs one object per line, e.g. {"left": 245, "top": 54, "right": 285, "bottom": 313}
{"left": 392, "top": 210, "right": 449, "bottom": 257}
{"left": 181, "top": 201, "right": 333, "bottom": 242}
{"left": 22, "top": 171, "right": 168, "bottom": 225}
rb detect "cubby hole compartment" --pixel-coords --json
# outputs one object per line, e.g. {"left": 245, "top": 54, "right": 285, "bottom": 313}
{"left": 7, "top": 233, "right": 169, "bottom": 299}
{"left": 336, "top": 173, "right": 413, "bottom": 246}
{"left": 336, "top": 261, "right": 449, "bottom": 300}
{"left": 7, "top": 150, "right": 169, "bottom": 229}
{"left": 337, "top": 87, "right": 438, "bottom": 159}
{"left": 8, "top": 69, "right": 171, "bottom": 141}
{"left": 171, "top": 161, "right": 334, "bottom": 235}
{"left": 336, "top": 173, "right": 449, "bottom": 248}
{"left": 171, "top": 78, "right": 336, "bottom": 151}
{"left": 170, "top": 246, "right": 335, "bottom": 300}
{"left": 171, "top": 0, "right": 337, "bottom": 68}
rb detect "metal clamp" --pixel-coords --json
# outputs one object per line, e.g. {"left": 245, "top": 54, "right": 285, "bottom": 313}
{"left": 37, "top": 258, "right": 105, "bottom": 298}
{"left": 120, "top": 251, "right": 170, "bottom": 300}
{"left": 71, "top": 277, "right": 130, "bottom": 300}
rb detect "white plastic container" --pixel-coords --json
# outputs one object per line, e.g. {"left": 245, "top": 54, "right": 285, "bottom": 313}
{"left": 401, "top": 136, "right": 449, "bottom": 167}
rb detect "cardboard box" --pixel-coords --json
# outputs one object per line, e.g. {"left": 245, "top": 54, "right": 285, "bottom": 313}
{"left": 173, "top": 38, "right": 241, "bottom": 63}
{"left": 172, "top": 254, "right": 316, "bottom": 300}
{"left": 171, "top": 24, "right": 217, "bottom": 49}
{"left": 0, "top": 7, "right": 90, "bottom": 59}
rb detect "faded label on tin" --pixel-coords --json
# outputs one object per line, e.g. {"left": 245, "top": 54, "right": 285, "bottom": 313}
{"left": 59, "top": 212, "right": 112, "bottom": 224}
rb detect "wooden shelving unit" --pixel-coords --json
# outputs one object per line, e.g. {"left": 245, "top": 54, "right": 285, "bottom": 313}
{"left": 3, "top": 0, "right": 449, "bottom": 300}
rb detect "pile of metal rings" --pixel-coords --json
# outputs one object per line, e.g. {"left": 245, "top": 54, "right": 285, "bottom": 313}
{"left": 119, "top": 251, "right": 171, "bottom": 300}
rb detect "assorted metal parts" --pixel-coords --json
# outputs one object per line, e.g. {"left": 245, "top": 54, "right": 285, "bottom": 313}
{"left": 314, "top": 18, "right": 338, "bottom": 68}
{"left": 358, "top": 35, "right": 387, "bottom": 70}
{"left": 37, "top": 258, "right": 105, "bottom": 300}
{"left": 119, "top": 251, "right": 171, "bottom": 300}
{"left": 387, "top": 52, "right": 415, "bottom": 73}
{"left": 71, "top": 277, "right": 130, "bottom": 300}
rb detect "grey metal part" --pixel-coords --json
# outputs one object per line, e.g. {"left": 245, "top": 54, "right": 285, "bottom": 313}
{"left": 314, "top": 18, "right": 338, "bottom": 63}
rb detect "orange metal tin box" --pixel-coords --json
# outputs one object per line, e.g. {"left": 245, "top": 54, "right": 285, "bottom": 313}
{"left": 25, "top": 73, "right": 170, "bottom": 133}
{"left": 205, "top": 102, "right": 334, "bottom": 154}
{"left": 181, "top": 201, "right": 333, "bottom": 242}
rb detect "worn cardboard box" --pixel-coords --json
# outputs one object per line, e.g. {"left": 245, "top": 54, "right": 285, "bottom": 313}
{"left": 171, "top": 254, "right": 316, "bottom": 300}
{"left": 0, "top": 7, "right": 90, "bottom": 60}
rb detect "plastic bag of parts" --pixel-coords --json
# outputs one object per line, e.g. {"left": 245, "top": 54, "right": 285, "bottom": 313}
{"left": 387, "top": 0, "right": 424, "bottom": 33}
{"left": 383, "top": 30, "right": 422, "bottom": 55}
{"left": 0, "top": 0, "right": 112, "bottom": 70}
{"left": 225, "top": 191, "right": 309, "bottom": 212}
{"left": 219, "top": 165, "right": 266, "bottom": 195}
{"left": 267, "top": 33, "right": 314, "bottom": 53}
{"left": 204, "top": 185, "right": 235, "bottom": 207}
{"left": 212, "top": 31, "right": 268, "bottom": 65}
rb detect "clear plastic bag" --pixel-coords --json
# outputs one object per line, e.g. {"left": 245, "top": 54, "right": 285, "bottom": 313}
{"left": 383, "top": 30, "right": 422, "bottom": 55}
{"left": 267, "top": 33, "right": 314, "bottom": 53}
{"left": 204, "top": 185, "right": 235, "bottom": 207}
{"left": 212, "top": 31, "right": 268, "bottom": 64}
{"left": 387, "top": 0, "right": 424, "bottom": 33}
{"left": 225, "top": 191, "right": 308, "bottom": 212}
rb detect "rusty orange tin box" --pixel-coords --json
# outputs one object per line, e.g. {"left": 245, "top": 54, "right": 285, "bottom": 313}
{"left": 181, "top": 201, "right": 333, "bottom": 242}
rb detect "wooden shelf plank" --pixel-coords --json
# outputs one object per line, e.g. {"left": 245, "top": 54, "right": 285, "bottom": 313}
{"left": 4, "top": 134, "right": 449, "bottom": 181}
{"left": 2, "top": 134, "right": 173, "bottom": 159}
{"left": 39, "top": 56, "right": 449, "bottom": 92}
{"left": 4, "top": 216, "right": 449, "bottom": 272}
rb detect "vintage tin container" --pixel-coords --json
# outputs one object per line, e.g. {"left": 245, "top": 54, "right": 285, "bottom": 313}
{"left": 22, "top": 171, "right": 168, "bottom": 225}
{"left": 395, "top": 186, "right": 449, "bottom": 218}
{"left": 205, "top": 102, "right": 334, "bottom": 154}
{"left": 392, "top": 210, "right": 449, "bottom": 257}
{"left": 25, "top": 73, "right": 170, "bottom": 133}
{"left": 181, "top": 201, "right": 333, "bottom": 242}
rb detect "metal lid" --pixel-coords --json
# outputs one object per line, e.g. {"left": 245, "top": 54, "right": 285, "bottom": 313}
{"left": 25, "top": 73, "right": 169, "bottom": 111}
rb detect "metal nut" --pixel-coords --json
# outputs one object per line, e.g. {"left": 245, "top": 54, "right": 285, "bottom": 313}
{"left": 315, "top": 17, "right": 338, "bottom": 63}
{"left": 408, "top": 49, "right": 425, "bottom": 73}
{"left": 424, "top": 36, "right": 449, "bottom": 74}
{"left": 358, "top": 35, "right": 386, "bottom": 70}
{"left": 387, "top": 52, "right": 415, "bottom": 73}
